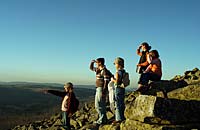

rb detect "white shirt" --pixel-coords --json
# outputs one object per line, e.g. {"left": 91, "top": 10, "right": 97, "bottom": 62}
{"left": 108, "top": 81, "right": 115, "bottom": 104}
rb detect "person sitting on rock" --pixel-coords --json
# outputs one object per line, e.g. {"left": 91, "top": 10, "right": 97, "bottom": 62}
{"left": 43, "top": 82, "right": 79, "bottom": 130}
{"left": 136, "top": 42, "right": 151, "bottom": 74}
{"left": 137, "top": 50, "right": 162, "bottom": 92}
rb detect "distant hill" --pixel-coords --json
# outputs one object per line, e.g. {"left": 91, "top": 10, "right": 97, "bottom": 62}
{"left": 0, "top": 82, "right": 95, "bottom": 89}
{"left": 0, "top": 83, "right": 95, "bottom": 130}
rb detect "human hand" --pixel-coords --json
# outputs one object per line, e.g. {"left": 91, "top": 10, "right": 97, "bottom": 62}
{"left": 91, "top": 60, "right": 96, "bottom": 63}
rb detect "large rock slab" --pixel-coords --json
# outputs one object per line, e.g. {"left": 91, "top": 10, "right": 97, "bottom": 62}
{"left": 125, "top": 95, "right": 200, "bottom": 124}
{"left": 119, "top": 119, "right": 187, "bottom": 130}
{"left": 99, "top": 119, "right": 193, "bottom": 130}
{"left": 167, "top": 84, "right": 200, "bottom": 100}
{"left": 170, "top": 68, "right": 200, "bottom": 85}
{"left": 146, "top": 80, "right": 188, "bottom": 98}
{"left": 146, "top": 68, "right": 200, "bottom": 98}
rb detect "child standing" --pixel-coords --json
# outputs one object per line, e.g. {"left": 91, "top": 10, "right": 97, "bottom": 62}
{"left": 43, "top": 82, "right": 79, "bottom": 130}
{"left": 111, "top": 57, "right": 126, "bottom": 124}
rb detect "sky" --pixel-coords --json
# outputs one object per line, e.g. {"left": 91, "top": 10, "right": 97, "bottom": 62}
{"left": 0, "top": 0, "right": 199, "bottom": 87}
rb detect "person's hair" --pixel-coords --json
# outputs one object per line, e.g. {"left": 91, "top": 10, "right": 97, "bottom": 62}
{"left": 141, "top": 42, "right": 151, "bottom": 51}
{"left": 114, "top": 57, "right": 124, "bottom": 68}
{"left": 64, "top": 82, "right": 73, "bottom": 93}
{"left": 149, "top": 50, "right": 159, "bottom": 58}
{"left": 96, "top": 58, "right": 105, "bottom": 65}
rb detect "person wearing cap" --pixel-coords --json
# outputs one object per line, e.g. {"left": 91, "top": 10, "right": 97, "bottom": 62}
{"left": 90, "top": 58, "right": 113, "bottom": 125}
{"left": 43, "top": 82, "right": 78, "bottom": 130}
{"left": 138, "top": 50, "right": 162, "bottom": 92}
{"left": 136, "top": 42, "right": 152, "bottom": 73}
{"left": 111, "top": 57, "right": 126, "bottom": 124}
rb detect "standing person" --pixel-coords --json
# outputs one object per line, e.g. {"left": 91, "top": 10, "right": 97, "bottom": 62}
{"left": 43, "top": 82, "right": 79, "bottom": 130}
{"left": 111, "top": 57, "right": 126, "bottom": 124}
{"left": 138, "top": 50, "right": 162, "bottom": 91}
{"left": 90, "top": 58, "right": 112, "bottom": 125}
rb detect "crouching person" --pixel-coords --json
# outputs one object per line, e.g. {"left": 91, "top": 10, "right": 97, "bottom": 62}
{"left": 43, "top": 82, "right": 79, "bottom": 130}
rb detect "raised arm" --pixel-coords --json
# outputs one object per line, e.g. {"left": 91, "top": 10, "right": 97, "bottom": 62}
{"left": 46, "top": 90, "right": 66, "bottom": 98}
{"left": 136, "top": 45, "right": 142, "bottom": 56}
{"left": 90, "top": 60, "right": 96, "bottom": 71}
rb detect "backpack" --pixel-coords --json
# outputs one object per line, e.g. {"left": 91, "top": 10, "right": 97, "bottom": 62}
{"left": 68, "top": 93, "right": 79, "bottom": 114}
{"left": 71, "top": 97, "right": 79, "bottom": 114}
{"left": 120, "top": 70, "right": 130, "bottom": 88}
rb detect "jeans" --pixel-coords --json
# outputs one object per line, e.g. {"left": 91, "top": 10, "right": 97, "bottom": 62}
{"left": 115, "top": 87, "right": 125, "bottom": 121}
{"left": 138, "top": 72, "right": 161, "bottom": 85}
{"left": 95, "top": 87, "right": 107, "bottom": 124}
{"left": 62, "top": 111, "right": 70, "bottom": 129}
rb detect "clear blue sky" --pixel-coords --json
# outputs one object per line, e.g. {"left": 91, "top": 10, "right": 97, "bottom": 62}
{"left": 0, "top": 0, "right": 199, "bottom": 87}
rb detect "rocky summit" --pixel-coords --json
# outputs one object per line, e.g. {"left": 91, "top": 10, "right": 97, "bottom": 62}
{"left": 10, "top": 68, "right": 200, "bottom": 130}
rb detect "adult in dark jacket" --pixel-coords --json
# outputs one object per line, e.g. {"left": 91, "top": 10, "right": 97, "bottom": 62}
{"left": 43, "top": 82, "right": 78, "bottom": 130}
{"left": 136, "top": 42, "right": 151, "bottom": 91}
{"left": 136, "top": 42, "right": 152, "bottom": 73}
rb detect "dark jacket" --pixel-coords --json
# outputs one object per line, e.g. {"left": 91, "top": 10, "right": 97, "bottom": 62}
{"left": 137, "top": 51, "right": 149, "bottom": 73}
